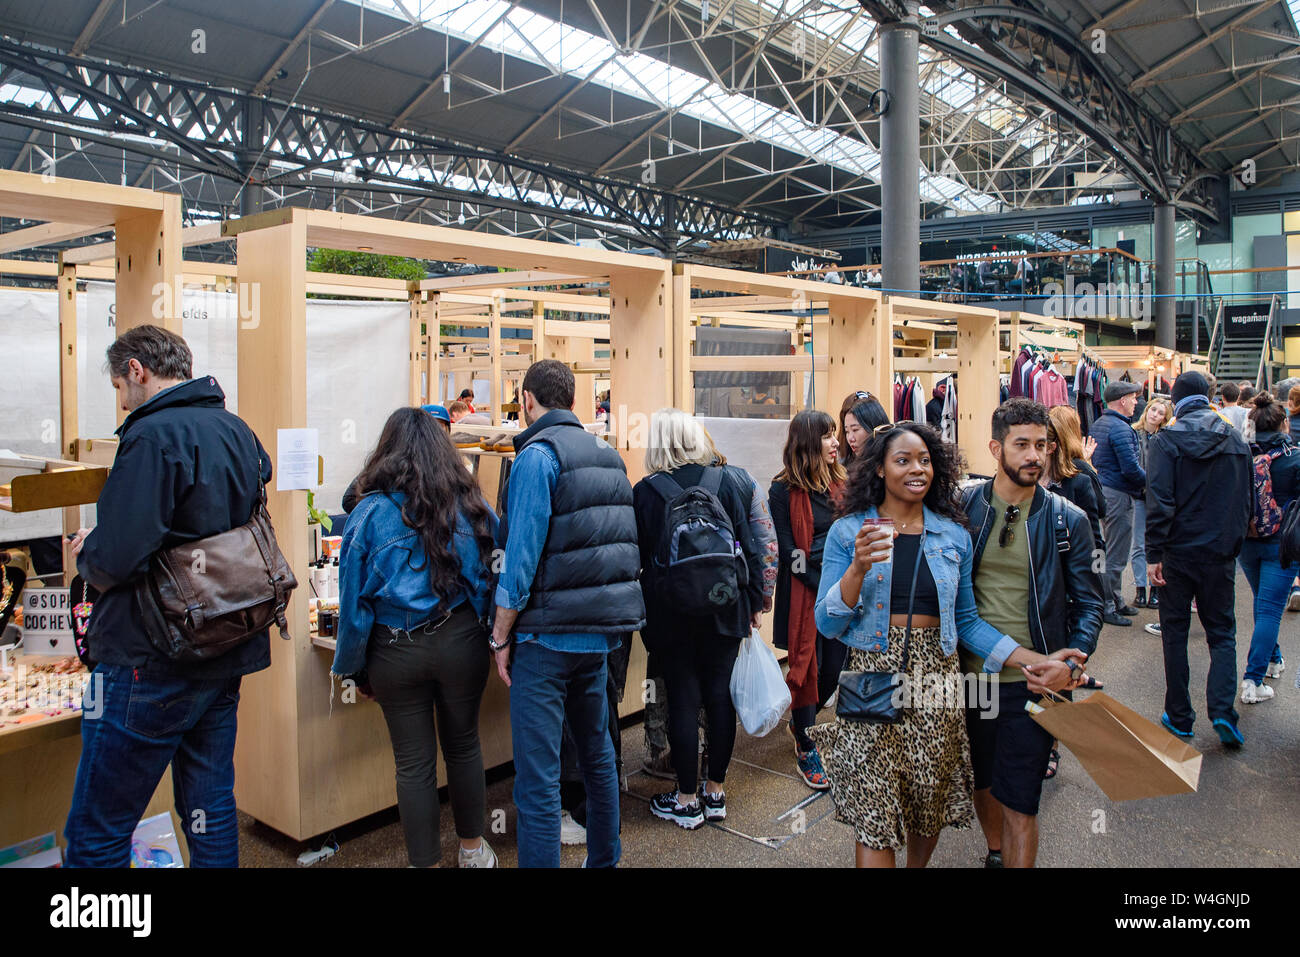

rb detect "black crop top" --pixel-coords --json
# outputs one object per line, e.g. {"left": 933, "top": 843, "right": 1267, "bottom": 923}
{"left": 889, "top": 534, "right": 940, "bottom": 617}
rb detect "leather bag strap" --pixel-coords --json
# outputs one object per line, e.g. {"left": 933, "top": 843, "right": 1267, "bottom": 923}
{"left": 899, "top": 529, "right": 924, "bottom": 673}
{"left": 164, "top": 551, "right": 207, "bottom": 631}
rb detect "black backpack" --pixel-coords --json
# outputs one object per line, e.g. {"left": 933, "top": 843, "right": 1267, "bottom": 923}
{"left": 647, "top": 468, "right": 747, "bottom": 615}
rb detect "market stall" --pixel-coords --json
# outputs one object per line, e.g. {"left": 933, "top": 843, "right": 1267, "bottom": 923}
{"left": 0, "top": 170, "right": 184, "bottom": 858}
{"left": 218, "top": 206, "right": 672, "bottom": 841}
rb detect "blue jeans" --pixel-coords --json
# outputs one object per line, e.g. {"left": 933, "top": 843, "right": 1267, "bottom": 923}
{"left": 1237, "top": 539, "right": 1289, "bottom": 684}
{"left": 64, "top": 665, "right": 242, "bottom": 867}
{"left": 510, "top": 641, "right": 620, "bottom": 868}
{"left": 1129, "top": 499, "right": 1148, "bottom": 588}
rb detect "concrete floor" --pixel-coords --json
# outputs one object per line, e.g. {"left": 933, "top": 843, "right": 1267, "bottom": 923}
{"left": 238, "top": 567, "right": 1300, "bottom": 868}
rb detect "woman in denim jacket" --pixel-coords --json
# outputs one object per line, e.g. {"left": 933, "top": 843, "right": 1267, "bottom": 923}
{"left": 807, "top": 422, "right": 1030, "bottom": 868}
{"left": 332, "top": 407, "right": 499, "bottom": 868}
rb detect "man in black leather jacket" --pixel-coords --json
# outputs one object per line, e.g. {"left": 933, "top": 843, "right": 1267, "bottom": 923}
{"left": 960, "top": 398, "right": 1104, "bottom": 868}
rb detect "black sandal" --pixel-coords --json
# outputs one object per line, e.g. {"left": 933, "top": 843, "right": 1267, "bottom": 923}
{"left": 1043, "top": 748, "right": 1060, "bottom": 780}
{"left": 1082, "top": 675, "right": 1104, "bottom": 690}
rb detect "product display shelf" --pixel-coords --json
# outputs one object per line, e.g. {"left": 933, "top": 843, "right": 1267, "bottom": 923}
{"left": 0, "top": 453, "right": 109, "bottom": 514}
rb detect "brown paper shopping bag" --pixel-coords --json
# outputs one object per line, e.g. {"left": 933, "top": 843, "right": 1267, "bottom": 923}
{"left": 1028, "top": 690, "right": 1202, "bottom": 801}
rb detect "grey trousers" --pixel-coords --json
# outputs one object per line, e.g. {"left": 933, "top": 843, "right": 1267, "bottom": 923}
{"left": 1101, "top": 486, "right": 1136, "bottom": 614}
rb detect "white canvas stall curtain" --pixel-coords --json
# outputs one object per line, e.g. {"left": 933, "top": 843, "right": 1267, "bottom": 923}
{"left": 0, "top": 283, "right": 410, "bottom": 543}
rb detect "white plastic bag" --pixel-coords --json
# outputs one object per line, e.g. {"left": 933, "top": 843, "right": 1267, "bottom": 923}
{"left": 730, "top": 629, "right": 791, "bottom": 737}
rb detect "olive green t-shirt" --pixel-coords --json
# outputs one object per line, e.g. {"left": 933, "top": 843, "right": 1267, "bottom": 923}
{"left": 960, "top": 490, "right": 1033, "bottom": 682}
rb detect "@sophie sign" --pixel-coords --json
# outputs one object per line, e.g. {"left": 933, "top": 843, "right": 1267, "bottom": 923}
{"left": 22, "top": 588, "right": 76, "bottom": 656}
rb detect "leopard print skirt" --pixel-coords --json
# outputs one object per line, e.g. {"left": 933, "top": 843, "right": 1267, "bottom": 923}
{"left": 807, "top": 626, "right": 974, "bottom": 851}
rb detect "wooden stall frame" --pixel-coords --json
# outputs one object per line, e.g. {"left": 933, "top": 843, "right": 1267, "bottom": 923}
{"left": 674, "top": 263, "right": 887, "bottom": 417}
{"left": 220, "top": 206, "right": 670, "bottom": 841}
{"left": 0, "top": 170, "right": 185, "bottom": 856}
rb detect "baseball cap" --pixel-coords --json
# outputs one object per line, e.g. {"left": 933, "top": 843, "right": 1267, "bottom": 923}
{"left": 420, "top": 404, "right": 452, "bottom": 424}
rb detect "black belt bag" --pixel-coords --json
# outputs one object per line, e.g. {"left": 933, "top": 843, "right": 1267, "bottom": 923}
{"left": 836, "top": 530, "right": 924, "bottom": 725}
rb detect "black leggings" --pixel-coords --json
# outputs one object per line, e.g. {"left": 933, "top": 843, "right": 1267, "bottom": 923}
{"left": 660, "top": 633, "right": 741, "bottom": 793}
{"left": 791, "top": 634, "right": 848, "bottom": 751}
{"left": 366, "top": 606, "right": 489, "bottom": 867}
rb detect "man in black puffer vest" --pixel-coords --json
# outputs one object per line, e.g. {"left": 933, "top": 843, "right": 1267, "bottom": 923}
{"left": 490, "top": 360, "right": 645, "bottom": 868}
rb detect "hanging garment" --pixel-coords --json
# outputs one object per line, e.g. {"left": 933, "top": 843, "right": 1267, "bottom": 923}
{"left": 941, "top": 378, "right": 958, "bottom": 444}
{"left": 1009, "top": 349, "right": 1031, "bottom": 398}
{"left": 910, "top": 378, "right": 926, "bottom": 424}
{"left": 1037, "top": 368, "right": 1069, "bottom": 408}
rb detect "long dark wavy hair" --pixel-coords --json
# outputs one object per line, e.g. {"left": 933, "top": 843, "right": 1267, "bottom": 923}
{"left": 354, "top": 407, "right": 496, "bottom": 600}
{"left": 836, "top": 421, "right": 967, "bottom": 525}
{"left": 775, "top": 410, "right": 847, "bottom": 493}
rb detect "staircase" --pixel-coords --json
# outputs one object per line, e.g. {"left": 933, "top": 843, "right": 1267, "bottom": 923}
{"left": 1207, "top": 294, "right": 1284, "bottom": 389}
{"left": 1216, "top": 337, "right": 1269, "bottom": 382}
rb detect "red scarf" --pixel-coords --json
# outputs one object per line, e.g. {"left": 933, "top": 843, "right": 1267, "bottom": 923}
{"left": 785, "top": 482, "right": 841, "bottom": 708}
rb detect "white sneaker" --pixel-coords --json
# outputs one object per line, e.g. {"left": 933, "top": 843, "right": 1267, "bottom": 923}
{"left": 1241, "top": 680, "right": 1275, "bottom": 704}
{"left": 560, "top": 810, "right": 587, "bottom": 846}
{"left": 1266, "top": 658, "right": 1285, "bottom": 679}
{"left": 458, "top": 839, "right": 497, "bottom": 868}
{"left": 1143, "top": 622, "right": 1162, "bottom": 637}
{"left": 1288, "top": 589, "right": 1300, "bottom": 612}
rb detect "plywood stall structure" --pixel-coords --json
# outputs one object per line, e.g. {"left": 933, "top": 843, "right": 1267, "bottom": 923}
{"left": 408, "top": 272, "right": 610, "bottom": 423}
{"left": 1087, "top": 345, "right": 1194, "bottom": 396}
{"left": 223, "top": 207, "right": 670, "bottom": 841}
{"left": 674, "top": 263, "right": 889, "bottom": 415}
{"left": 1001, "top": 312, "right": 1086, "bottom": 366}
{"left": 0, "top": 170, "right": 184, "bottom": 854}
{"left": 885, "top": 297, "right": 1002, "bottom": 469}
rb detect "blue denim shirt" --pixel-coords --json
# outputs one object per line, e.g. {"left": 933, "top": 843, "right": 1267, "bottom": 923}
{"left": 814, "top": 505, "right": 1020, "bottom": 672}
{"left": 494, "top": 442, "right": 620, "bottom": 655}
{"left": 332, "top": 491, "right": 499, "bottom": 676}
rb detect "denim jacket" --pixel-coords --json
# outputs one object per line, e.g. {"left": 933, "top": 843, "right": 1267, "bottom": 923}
{"left": 332, "top": 491, "right": 499, "bottom": 676}
{"left": 813, "top": 505, "right": 1019, "bottom": 673}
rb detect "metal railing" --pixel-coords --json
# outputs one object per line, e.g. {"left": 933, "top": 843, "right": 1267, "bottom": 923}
{"left": 1208, "top": 299, "right": 1225, "bottom": 378}
{"left": 1255, "top": 294, "right": 1283, "bottom": 392}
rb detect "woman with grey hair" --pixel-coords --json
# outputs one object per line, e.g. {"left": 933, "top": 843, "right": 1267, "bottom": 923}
{"left": 632, "top": 409, "right": 765, "bottom": 830}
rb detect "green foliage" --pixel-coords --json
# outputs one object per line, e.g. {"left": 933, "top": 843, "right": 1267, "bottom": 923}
{"left": 307, "top": 248, "right": 426, "bottom": 281}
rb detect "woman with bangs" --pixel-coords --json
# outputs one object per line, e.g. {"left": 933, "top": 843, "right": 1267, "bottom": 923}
{"left": 769, "top": 411, "right": 847, "bottom": 789}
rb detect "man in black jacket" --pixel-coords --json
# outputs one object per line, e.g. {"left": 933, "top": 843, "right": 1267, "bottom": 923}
{"left": 1146, "top": 371, "right": 1253, "bottom": 748}
{"left": 65, "top": 325, "right": 271, "bottom": 867}
{"left": 961, "top": 398, "right": 1103, "bottom": 868}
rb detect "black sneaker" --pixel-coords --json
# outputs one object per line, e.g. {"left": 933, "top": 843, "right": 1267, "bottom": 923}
{"left": 984, "top": 850, "right": 1003, "bottom": 868}
{"left": 650, "top": 791, "right": 704, "bottom": 830}
{"left": 699, "top": 788, "right": 727, "bottom": 822}
{"left": 1102, "top": 612, "right": 1132, "bottom": 627}
{"left": 1116, "top": 604, "right": 1140, "bottom": 617}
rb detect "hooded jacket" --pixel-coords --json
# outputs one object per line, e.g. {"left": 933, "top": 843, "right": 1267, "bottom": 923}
{"left": 77, "top": 376, "right": 273, "bottom": 678}
{"left": 1145, "top": 404, "right": 1253, "bottom": 565}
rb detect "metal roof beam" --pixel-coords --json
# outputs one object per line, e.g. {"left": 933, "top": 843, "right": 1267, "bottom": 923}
{"left": 252, "top": 0, "right": 336, "bottom": 97}
{"left": 1129, "top": 1, "right": 1271, "bottom": 90}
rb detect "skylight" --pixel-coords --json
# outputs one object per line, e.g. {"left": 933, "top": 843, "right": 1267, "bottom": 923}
{"left": 345, "top": 0, "right": 1003, "bottom": 214}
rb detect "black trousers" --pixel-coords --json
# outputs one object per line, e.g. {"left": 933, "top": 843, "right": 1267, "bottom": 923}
{"left": 661, "top": 632, "right": 741, "bottom": 793}
{"left": 1157, "top": 557, "right": 1241, "bottom": 729}
{"left": 791, "top": 633, "right": 847, "bottom": 750}
{"left": 366, "top": 606, "right": 490, "bottom": 867}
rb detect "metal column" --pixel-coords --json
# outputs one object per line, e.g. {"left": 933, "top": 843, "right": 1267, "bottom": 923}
{"left": 879, "top": 13, "right": 921, "bottom": 297}
{"left": 1154, "top": 202, "right": 1175, "bottom": 350}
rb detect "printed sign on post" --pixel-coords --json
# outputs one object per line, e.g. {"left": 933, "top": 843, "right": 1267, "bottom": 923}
{"left": 276, "top": 428, "right": 320, "bottom": 491}
{"left": 21, "top": 587, "right": 75, "bottom": 656}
